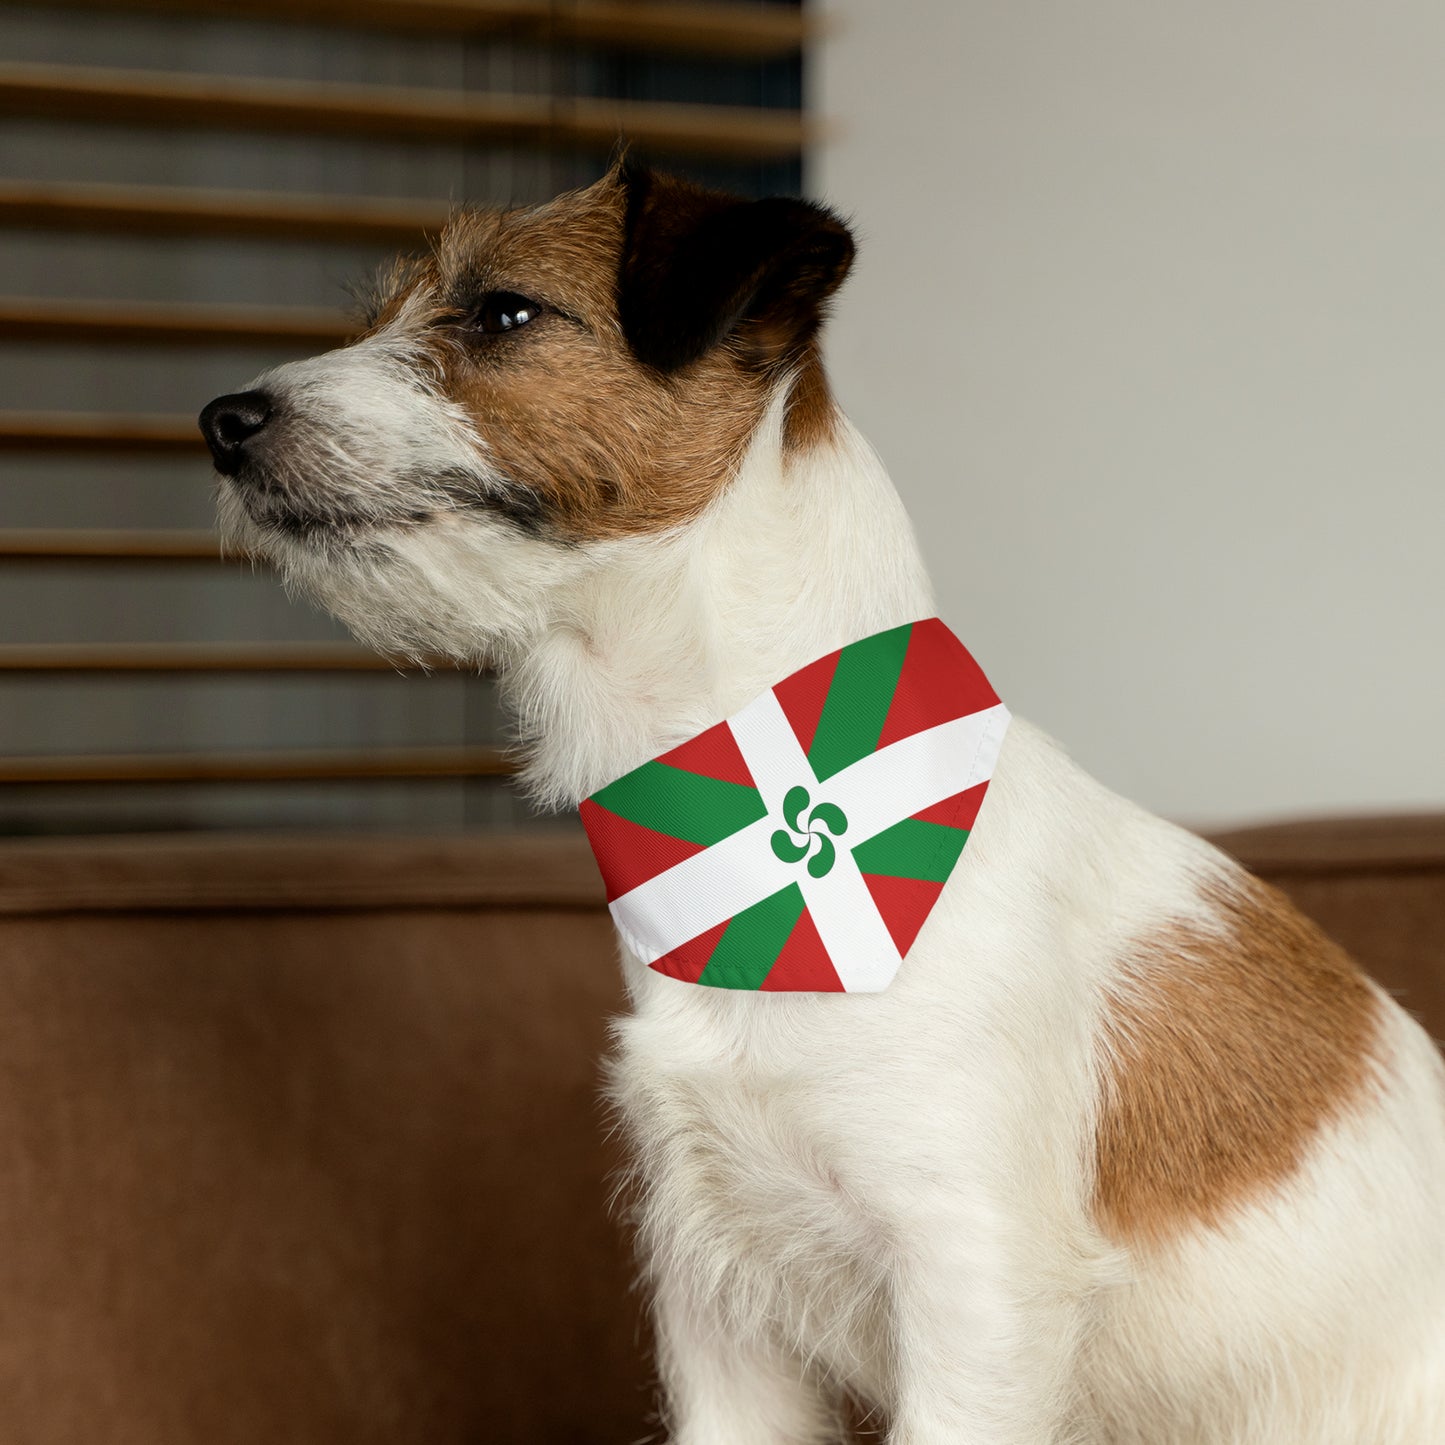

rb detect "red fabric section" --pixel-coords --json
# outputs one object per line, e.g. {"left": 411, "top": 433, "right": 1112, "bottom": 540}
{"left": 759, "top": 906, "right": 844, "bottom": 992}
{"left": 773, "top": 649, "right": 840, "bottom": 756}
{"left": 913, "top": 781, "right": 990, "bottom": 831}
{"left": 874, "top": 619, "right": 1001, "bottom": 752}
{"left": 578, "top": 799, "right": 705, "bottom": 902}
{"left": 862, "top": 873, "right": 945, "bottom": 957}
{"left": 649, "top": 919, "right": 729, "bottom": 984}
{"left": 656, "top": 721, "right": 756, "bottom": 788}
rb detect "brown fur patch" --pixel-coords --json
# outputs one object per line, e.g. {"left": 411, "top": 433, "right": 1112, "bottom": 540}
{"left": 1093, "top": 873, "right": 1382, "bottom": 1247}
{"left": 436, "top": 184, "right": 769, "bottom": 539}
{"left": 363, "top": 171, "right": 843, "bottom": 542}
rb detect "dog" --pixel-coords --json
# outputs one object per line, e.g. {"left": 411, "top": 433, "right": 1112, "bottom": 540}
{"left": 200, "top": 162, "right": 1445, "bottom": 1444}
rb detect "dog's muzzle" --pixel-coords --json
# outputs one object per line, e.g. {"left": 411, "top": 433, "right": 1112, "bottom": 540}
{"left": 199, "top": 390, "right": 273, "bottom": 476}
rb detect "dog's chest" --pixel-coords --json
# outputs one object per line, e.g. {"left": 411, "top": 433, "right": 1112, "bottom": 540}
{"left": 613, "top": 1010, "right": 892, "bottom": 1387}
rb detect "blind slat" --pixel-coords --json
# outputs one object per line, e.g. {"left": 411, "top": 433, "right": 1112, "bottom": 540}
{"left": 0, "top": 529, "right": 228, "bottom": 560}
{"left": 0, "top": 643, "right": 423, "bottom": 672}
{"left": 0, "top": 297, "right": 352, "bottom": 348}
{"left": 0, "top": 180, "right": 447, "bottom": 244}
{"left": 0, "top": 412, "right": 202, "bottom": 452}
{"left": 0, "top": 62, "right": 811, "bottom": 161}
{"left": 0, "top": 745, "right": 512, "bottom": 783}
{"left": 0, "top": 0, "right": 810, "bottom": 58}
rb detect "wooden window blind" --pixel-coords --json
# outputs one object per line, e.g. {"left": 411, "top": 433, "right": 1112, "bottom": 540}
{"left": 0, "top": 0, "right": 809, "bottom": 834}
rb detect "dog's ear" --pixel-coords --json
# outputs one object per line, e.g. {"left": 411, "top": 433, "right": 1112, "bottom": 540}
{"left": 617, "top": 162, "right": 855, "bottom": 374}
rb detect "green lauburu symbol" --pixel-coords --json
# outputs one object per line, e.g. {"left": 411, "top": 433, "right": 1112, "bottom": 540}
{"left": 770, "top": 785, "right": 849, "bottom": 878}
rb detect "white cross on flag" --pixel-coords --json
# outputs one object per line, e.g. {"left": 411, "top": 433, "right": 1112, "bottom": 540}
{"left": 580, "top": 619, "right": 1010, "bottom": 992}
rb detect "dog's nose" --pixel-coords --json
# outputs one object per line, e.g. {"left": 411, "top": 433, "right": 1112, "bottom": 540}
{"left": 199, "top": 390, "right": 273, "bottom": 475}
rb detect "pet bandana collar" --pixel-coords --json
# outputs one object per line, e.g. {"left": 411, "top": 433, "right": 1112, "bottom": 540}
{"left": 579, "top": 619, "right": 1010, "bottom": 993}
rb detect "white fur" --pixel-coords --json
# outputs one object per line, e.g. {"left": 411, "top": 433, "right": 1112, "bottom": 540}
{"left": 221, "top": 352, "right": 1445, "bottom": 1443}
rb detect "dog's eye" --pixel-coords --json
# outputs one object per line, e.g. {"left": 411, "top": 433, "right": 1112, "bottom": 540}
{"left": 472, "top": 291, "right": 543, "bottom": 334}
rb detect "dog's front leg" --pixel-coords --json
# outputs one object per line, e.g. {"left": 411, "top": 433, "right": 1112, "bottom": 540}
{"left": 883, "top": 1206, "right": 1091, "bottom": 1445}
{"left": 653, "top": 1274, "right": 844, "bottom": 1445}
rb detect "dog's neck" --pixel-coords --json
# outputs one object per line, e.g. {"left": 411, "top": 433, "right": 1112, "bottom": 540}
{"left": 503, "top": 393, "right": 936, "bottom": 809}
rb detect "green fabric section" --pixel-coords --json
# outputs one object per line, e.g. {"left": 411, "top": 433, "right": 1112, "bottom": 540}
{"left": 807, "top": 623, "right": 914, "bottom": 782}
{"left": 698, "top": 884, "right": 807, "bottom": 990}
{"left": 851, "top": 817, "right": 970, "bottom": 883}
{"left": 589, "top": 760, "right": 766, "bottom": 847}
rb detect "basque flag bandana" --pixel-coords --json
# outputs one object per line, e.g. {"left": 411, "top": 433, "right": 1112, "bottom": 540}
{"left": 579, "top": 619, "right": 1009, "bottom": 993}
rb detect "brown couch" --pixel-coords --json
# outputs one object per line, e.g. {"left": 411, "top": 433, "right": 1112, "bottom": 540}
{"left": 0, "top": 818, "right": 1440, "bottom": 1443}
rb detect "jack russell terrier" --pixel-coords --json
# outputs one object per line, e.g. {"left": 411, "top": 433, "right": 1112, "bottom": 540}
{"left": 200, "top": 162, "right": 1445, "bottom": 1444}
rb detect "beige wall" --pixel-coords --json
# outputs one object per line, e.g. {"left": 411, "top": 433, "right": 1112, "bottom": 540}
{"left": 814, "top": 2, "right": 1445, "bottom": 827}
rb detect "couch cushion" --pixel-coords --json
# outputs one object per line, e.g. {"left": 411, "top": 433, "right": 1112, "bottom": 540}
{"left": 0, "top": 832, "right": 646, "bottom": 1445}
{"left": 1213, "top": 813, "right": 1445, "bottom": 1044}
